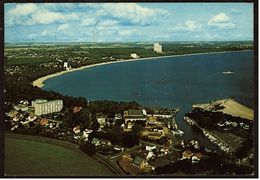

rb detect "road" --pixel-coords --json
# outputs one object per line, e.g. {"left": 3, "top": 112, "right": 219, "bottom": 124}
{"left": 96, "top": 144, "right": 142, "bottom": 175}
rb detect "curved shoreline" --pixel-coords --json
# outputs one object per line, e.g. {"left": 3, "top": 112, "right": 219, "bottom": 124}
{"left": 32, "top": 50, "right": 252, "bottom": 88}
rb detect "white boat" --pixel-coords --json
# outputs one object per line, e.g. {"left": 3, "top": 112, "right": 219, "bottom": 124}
{"left": 222, "top": 71, "right": 234, "bottom": 74}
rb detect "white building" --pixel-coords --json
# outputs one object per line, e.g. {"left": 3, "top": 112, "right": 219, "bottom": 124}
{"left": 131, "top": 53, "right": 140, "bottom": 59}
{"left": 63, "top": 62, "right": 71, "bottom": 71}
{"left": 31, "top": 99, "right": 63, "bottom": 116}
{"left": 145, "top": 145, "right": 156, "bottom": 151}
{"left": 13, "top": 104, "right": 29, "bottom": 111}
{"left": 154, "top": 43, "right": 163, "bottom": 53}
{"left": 97, "top": 117, "right": 106, "bottom": 128}
{"left": 124, "top": 109, "right": 147, "bottom": 124}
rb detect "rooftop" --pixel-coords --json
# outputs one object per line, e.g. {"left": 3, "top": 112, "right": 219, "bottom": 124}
{"left": 133, "top": 156, "right": 145, "bottom": 167}
{"left": 124, "top": 109, "right": 144, "bottom": 117}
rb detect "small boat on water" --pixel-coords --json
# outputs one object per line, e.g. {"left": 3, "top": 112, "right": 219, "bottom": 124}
{"left": 222, "top": 71, "right": 234, "bottom": 74}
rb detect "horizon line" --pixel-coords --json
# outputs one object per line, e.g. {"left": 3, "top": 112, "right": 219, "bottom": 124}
{"left": 5, "top": 40, "right": 254, "bottom": 44}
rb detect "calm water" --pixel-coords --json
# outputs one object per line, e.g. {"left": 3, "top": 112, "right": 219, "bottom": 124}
{"left": 44, "top": 51, "right": 254, "bottom": 150}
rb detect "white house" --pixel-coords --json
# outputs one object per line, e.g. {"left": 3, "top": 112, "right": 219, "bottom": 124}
{"left": 63, "top": 62, "right": 71, "bottom": 71}
{"left": 27, "top": 115, "right": 37, "bottom": 122}
{"left": 131, "top": 53, "right": 140, "bottom": 59}
{"left": 97, "top": 117, "right": 106, "bottom": 128}
{"left": 83, "top": 129, "right": 93, "bottom": 140}
{"left": 146, "top": 151, "right": 155, "bottom": 160}
{"left": 73, "top": 126, "right": 81, "bottom": 134}
{"left": 145, "top": 145, "right": 156, "bottom": 151}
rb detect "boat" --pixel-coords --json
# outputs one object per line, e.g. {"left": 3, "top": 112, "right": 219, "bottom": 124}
{"left": 222, "top": 71, "right": 234, "bottom": 74}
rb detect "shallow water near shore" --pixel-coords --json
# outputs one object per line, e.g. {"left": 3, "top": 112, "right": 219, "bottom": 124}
{"left": 43, "top": 50, "right": 254, "bottom": 150}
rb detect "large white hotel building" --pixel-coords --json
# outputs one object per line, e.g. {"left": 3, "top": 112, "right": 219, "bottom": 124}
{"left": 32, "top": 99, "right": 63, "bottom": 116}
{"left": 154, "top": 43, "right": 163, "bottom": 53}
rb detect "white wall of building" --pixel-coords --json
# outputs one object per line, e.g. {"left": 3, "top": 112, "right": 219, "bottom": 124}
{"left": 154, "top": 43, "right": 163, "bottom": 53}
{"left": 33, "top": 99, "right": 63, "bottom": 116}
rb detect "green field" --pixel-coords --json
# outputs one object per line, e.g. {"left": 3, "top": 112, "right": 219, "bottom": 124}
{"left": 4, "top": 135, "right": 113, "bottom": 176}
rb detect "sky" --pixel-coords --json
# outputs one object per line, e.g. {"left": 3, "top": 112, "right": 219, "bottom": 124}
{"left": 4, "top": 3, "right": 254, "bottom": 43}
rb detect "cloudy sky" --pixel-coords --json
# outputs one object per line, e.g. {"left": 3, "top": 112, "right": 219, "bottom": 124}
{"left": 5, "top": 3, "right": 253, "bottom": 43}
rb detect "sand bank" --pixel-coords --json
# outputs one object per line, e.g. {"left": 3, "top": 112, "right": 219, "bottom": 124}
{"left": 32, "top": 50, "right": 252, "bottom": 88}
{"left": 192, "top": 98, "right": 254, "bottom": 121}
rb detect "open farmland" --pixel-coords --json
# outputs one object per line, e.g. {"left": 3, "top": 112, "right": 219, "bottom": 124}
{"left": 4, "top": 135, "right": 113, "bottom": 176}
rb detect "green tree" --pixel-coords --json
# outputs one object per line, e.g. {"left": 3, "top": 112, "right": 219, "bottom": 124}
{"left": 80, "top": 142, "right": 96, "bottom": 156}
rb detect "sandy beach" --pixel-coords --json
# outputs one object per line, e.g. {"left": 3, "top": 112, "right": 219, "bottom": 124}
{"left": 32, "top": 50, "right": 252, "bottom": 88}
{"left": 193, "top": 98, "right": 254, "bottom": 121}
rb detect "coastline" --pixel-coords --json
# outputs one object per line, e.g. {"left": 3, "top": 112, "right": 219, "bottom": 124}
{"left": 192, "top": 98, "right": 254, "bottom": 121}
{"left": 32, "top": 49, "right": 252, "bottom": 88}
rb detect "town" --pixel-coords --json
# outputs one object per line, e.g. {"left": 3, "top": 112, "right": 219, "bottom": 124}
{"left": 5, "top": 96, "right": 254, "bottom": 175}
{"left": 4, "top": 41, "right": 255, "bottom": 176}
{"left": 5, "top": 97, "right": 187, "bottom": 175}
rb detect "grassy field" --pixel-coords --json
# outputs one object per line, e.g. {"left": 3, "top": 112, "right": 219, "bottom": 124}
{"left": 4, "top": 135, "right": 113, "bottom": 177}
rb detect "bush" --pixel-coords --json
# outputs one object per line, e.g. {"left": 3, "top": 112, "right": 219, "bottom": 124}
{"left": 80, "top": 142, "right": 96, "bottom": 156}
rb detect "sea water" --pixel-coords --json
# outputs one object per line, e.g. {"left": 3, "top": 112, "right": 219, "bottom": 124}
{"left": 43, "top": 50, "right": 254, "bottom": 150}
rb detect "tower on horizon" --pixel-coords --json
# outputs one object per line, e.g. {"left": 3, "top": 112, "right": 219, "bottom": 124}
{"left": 154, "top": 43, "right": 163, "bottom": 53}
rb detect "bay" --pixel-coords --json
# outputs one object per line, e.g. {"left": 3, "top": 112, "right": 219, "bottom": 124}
{"left": 43, "top": 50, "right": 254, "bottom": 150}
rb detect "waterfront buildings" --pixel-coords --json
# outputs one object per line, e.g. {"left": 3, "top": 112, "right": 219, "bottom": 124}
{"left": 63, "top": 62, "right": 71, "bottom": 71}
{"left": 131, "top": 53, "right": 140, "bottom": 59}
{"left": 124, "top": 109, "right": 147, "bottom": 124}
{"left": 32, "top": 99, "right": 63, "bottom": 116}
{"left": 154, "top": 43, "right": 163, "bottom": 53}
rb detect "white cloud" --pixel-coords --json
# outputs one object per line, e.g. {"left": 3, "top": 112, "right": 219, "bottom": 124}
{"left": 57, "top": 23, "right": 69, "bottom": 31}
{"left": 9, "top": 3, "right": 38, "bottom": 16}
{"left": 184, "top": 20, "right": 201, "bottom": 31}
{"left": 41, "top": 29, "right": 52, "bottom": 36}
{"left": 31, "top": 10, "right": 78, "bottom": 25}
{"left": 100, "top": 19, "right": 118, "bottom": 26}
{"left": 6, "top": 3, "right": 167, "bottom": 27}
{"left": 81, "top": 17, "right": 96, "bottom": 26}
{"left": 208, "top": 13, "right": 230, "bottom": 24}
{"left": 32, "top": 10, "right": 65, "bottom": 24}
{"left": 213, "top": 22, "right": 236, "bottom": 29}
{"left": 99, "top": 3, "right": 168, "bottom": 25}
{"left": 28, "top": 33, "right": 38, "bottom": 39}
{"left": 168, "top": 20, "right": 201, "bottom": 33}
{"left": 118, "top": 30, "right": 134, "bottom": 36}
{"left": 7, "top": 4, "right": 79, "bottom": 26}
{"left": 208, "top": 13, "right": 236, "bottom": 29}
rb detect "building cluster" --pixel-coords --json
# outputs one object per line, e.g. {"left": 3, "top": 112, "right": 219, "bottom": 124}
{"left": 119, "top": 143, "right": 172, "bottom": 174}
{"left": 119, "top": 153, "right": 155, "bottom": 174}
{"left": 181, "top": 149, "right": 204, "bottom": 164}
{"left": 6, "top": 99, "right": 64, "bottom": 131}
{"left": 217, "top": 120, "right": 250, "bottom": 130}
{"left": 118, "top": 138, "right": 206, "bottom": 175}
{"left": 202, "top": 129, "right": 231, "bottom": 153}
